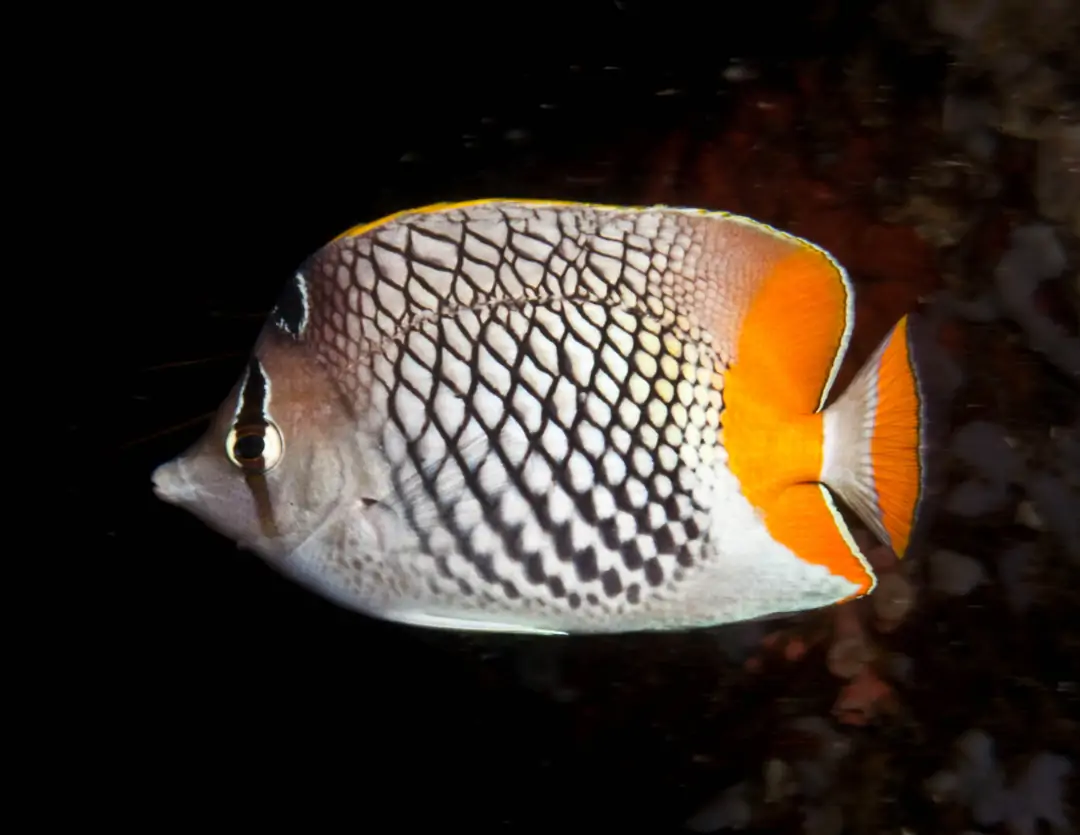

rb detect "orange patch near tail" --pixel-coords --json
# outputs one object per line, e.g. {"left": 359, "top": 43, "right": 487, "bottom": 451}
{"left": 724, "top": 373, "right": 871, "bottom": 592}
{"left": 869, "top": 316, "right": 922, "bottom": 557}
{"left": 728, "top": 245, "right": 852, "bottom": 415}
{"left": 765, "top": 484, "right": 874, "bottom": 595}
{"left": 723, "top": 234, "right": 853, "bottom": 502}
{"left": 723, "top": 238, "right": 868, "bottom": 590}
{"left": 723, "top": 367, "right": 824, "bottom": 506}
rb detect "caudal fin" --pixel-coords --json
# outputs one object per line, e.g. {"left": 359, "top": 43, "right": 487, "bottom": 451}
{"left": 820, "top": 315, "right": 926, "bottom": 558}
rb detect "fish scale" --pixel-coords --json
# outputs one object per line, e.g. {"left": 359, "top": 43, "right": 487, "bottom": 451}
{"left": 305, "top": 207, "right": 730, "bottom": 622}
{"left": 152, "top": 199, "right": 928, "bottom": 635}
{"left": 307, "top": 206, "right": 728, "bottom": 380}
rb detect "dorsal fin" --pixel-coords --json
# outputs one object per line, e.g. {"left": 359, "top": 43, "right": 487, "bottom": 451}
{"left": 726, "top": 236, "right": 855, "bottom": 415}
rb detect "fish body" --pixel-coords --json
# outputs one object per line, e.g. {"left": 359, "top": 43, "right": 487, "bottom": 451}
{"left": 152, "top": 199, "right": 926, "bottom": 635}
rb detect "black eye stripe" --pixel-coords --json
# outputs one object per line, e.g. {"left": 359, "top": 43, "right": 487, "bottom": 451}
{"left": 236, "top": 358, "right": 270, "bottom": 428}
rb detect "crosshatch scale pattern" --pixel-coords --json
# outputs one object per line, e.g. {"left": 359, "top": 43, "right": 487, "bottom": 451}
{"left": 294, "top": 203, "right": 743, "bottom": 624}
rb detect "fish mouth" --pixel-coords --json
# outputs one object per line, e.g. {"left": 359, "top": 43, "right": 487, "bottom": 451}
{"left": 151, "top": 458, "right": 196, "bottom": 505}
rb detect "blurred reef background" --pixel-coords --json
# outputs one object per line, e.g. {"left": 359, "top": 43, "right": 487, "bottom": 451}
{"left": 91, "top": 0, "right": 1078, "bottom": 831}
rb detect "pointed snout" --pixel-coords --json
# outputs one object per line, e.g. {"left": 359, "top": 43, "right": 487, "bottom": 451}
{"left": 151, "top": 457, "right": 195, "bottom": 505}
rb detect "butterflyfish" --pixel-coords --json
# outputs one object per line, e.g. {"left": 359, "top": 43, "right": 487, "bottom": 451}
{"left": 152, "top": 200, "right": 927, "bottom": 635}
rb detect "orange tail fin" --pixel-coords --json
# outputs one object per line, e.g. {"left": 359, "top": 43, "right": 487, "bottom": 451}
{"left": 821, "top": 315, "right": 926, "bottom": 557}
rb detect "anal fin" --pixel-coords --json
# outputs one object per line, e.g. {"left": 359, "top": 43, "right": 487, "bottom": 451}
{"left": 763, "top": 483, "right": 875, "bottom": 600}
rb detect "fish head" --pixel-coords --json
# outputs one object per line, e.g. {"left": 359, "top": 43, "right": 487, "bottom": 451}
{"left": 151, "top": 321, "right": 384, "bottom": 573}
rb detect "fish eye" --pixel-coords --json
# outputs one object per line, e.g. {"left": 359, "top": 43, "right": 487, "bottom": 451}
{"left": 226, "top": 421, "right": 284, "bottom": 473}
